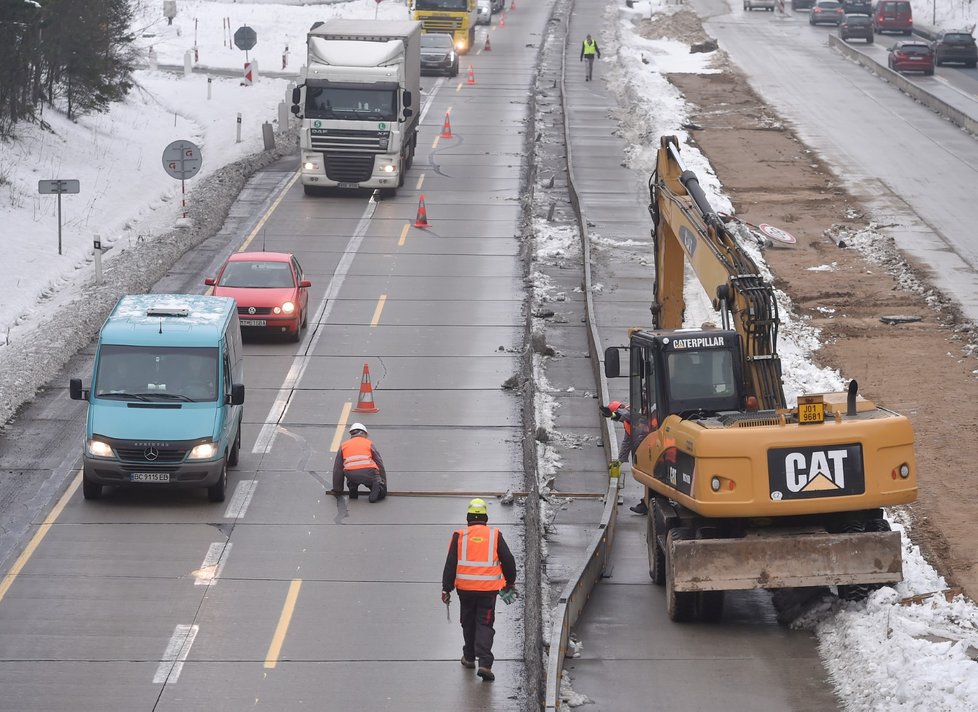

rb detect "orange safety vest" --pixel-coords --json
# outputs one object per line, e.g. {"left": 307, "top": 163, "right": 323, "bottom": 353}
{"left": 341, "top": 437, "right": 378, "bottom": 471}
{"left": 454, "top": 525, "right": 505, "bottom": 592}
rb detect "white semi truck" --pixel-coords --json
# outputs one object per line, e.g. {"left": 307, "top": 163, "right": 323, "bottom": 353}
{"left": 291, "top": 19, "right": 422, "bottom": 198}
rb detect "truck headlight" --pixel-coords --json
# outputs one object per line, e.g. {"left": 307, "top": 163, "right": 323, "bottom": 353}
{"left": 302, "top": 161, "right": 317, "bottom": 171}
{"left": 86, "top": 439, "right": 114, "bottom": 458}
{"left": 188, "top": 442, "right": 219, "bottom": 460}
{"left": 380, "top": 163, "right": 397, "bottom": 174}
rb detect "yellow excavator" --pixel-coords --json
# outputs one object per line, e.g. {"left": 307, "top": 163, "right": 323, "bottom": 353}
{"left": 603, "top": 136, "right": 917, "bottom": 621}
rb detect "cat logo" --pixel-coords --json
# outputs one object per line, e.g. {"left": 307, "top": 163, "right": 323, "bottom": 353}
{"left": 768, "top": 443, "right": 864, "bottom": 500}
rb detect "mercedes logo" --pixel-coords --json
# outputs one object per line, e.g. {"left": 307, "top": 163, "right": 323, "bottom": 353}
{"left": 248, "top": 306, "right": 257, "bottom": 314}
{"left": 144, "top": 447, "right": 159, "bottom": 461}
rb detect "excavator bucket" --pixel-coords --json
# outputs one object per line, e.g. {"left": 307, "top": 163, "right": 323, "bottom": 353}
{"left": 668, "top": 529, "right": 903, "bottom": 592}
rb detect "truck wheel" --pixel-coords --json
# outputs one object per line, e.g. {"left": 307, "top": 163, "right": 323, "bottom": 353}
{"left": 647, "top": 501, "right": 666, "bottom": 585}
{"left": 82, "top": 475, "right": 103, "bottom": 500}
{"left": 697, "top": 590, "right": 725, "bottom": 622}
{"left": 303, "top": 185, "right": 321, "bottom": 197}
{"left": 666, "top": 527, "right": 697, "bottom": 622}
{"left": 208, "top": 459, "right": 228, "bottom": 503}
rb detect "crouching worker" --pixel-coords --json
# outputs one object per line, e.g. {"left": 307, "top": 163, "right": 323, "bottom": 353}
{"left": 331, "top": 423, "right": 387, "bottom": 502}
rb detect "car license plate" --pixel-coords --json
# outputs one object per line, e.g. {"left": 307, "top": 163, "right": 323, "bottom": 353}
{"left": 337, "top": 182, "right": 359, "bottom": 189}
{"left": 240, "top": 319, "right": 267, "bottom": 327}
{"left": 130, "top": 472, "right": 170, "bottom": 483}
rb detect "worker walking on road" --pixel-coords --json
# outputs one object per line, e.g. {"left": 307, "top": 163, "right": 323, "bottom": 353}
{"left": 580, "top": 33, "right": 601, "bottom": 81}
{"left": 331, "top": 423, "right": 387, "bottom": 502}
{"left": 441, "top": 498, "right": 518, "bottom": 682}
{"left": 600, "top": 401, "right": 652, "bottom": 515}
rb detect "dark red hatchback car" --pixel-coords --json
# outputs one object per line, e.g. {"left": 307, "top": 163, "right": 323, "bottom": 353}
{"left": 887, "top": 40, "right": 935, "bottom": 75}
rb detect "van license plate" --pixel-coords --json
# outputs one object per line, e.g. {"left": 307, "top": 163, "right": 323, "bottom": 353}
{"left": 131, "top": 473, "right": 170, "bottom": 483}
{"left": 338, "top": 182, "right": 358, "bottom": 189}
{"left": 240, "top": 319, "right": 266, "bottom": 327}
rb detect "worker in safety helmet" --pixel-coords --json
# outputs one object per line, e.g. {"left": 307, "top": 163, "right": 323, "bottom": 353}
{"left": 600, "top": 400, "right": 655, "bottom": 515}
{"left": 331, "top": 423, "right": 387, "bottom": 502}
{"left": 441, "top": 498, "right": 518, "bottom": 682}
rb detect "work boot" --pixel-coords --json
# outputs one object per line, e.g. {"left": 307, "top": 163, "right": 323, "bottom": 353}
{"left": 368, "top": 482, "right": 385, "bottom": 503}
{"left": 630, "top": 500, "right": 648, "bottom": 515}
{"left": 460, "top": 656, "right": 475, "bottom": 669}
{"left": 348, "top": 485, "right": 359, "bottom": 500}
{"left": 477, "top": 666, "right": 495, "bottom": 682}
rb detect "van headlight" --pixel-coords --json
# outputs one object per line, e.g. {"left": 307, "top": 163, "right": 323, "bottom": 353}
{"left": 86, "top": 439, "right": 114, "bottom": 458}
{"left": 188, "top": 442, "right": 219, "bottom": 460}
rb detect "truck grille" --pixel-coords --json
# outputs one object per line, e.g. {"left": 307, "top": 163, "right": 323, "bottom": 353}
{"left": 311, "top": 128, "right": 389, "bottom": 152}
{"left": 421, "top": 17, "right": 463, "bottom": 32}
{"left": 325, "top": 153, "right": 375, "bottom": 183}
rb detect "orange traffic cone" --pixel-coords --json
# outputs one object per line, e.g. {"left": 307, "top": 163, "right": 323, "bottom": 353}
{"left": 510, "top": 0, "right": 516, "bottom": 9}
{"left": 466, "top": 65, "right": 476, "bottom": 85}
{"left": 414, "top": 193, "right": 429, "bottom": 228}
{"left": 499, "top": 14, "right": 505, "bottom": 27}
{"left": 484, "top": 35, "right": 492, "bottom": 51}
{"left": 354, "top": 363, "right": 379, "bottom": 413}
{"left": 440, "top": 112, "right": 453, "bottom": 138}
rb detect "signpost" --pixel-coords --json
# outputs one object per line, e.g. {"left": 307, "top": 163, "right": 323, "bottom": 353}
{"left": 234, "top": 26, "right": 258, "bottom": 85}
{"left": 37, "top": 179, "right": 80, "bottom": 255}
{"left": 162, "top": 140, "right": 202, "bottom": 219}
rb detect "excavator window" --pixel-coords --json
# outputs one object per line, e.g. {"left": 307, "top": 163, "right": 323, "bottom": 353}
{"left": 667, "top": 350, "right": 737, "bottom": 404}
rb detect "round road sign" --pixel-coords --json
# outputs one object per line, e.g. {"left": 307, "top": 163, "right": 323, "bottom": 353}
{"left": 758, "top": 223, "right": 797, "bottom": 246}
{"left": 234, "top": 26, "right": 258, "bottom": 51}
{"left": 162, "top": 140, "right": 202, "bottom": 180}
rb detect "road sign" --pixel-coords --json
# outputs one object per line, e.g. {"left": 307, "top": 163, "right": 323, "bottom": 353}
{"left": 37, "top": 179, "right": 80, "bottom": 195}
{"left": 162, "top": 140, "right": 202, "bottom": 180}
{"left": 233, "top": 25, "right": 257, "bottom": 51}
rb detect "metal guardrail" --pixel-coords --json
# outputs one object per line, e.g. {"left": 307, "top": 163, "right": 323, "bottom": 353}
{"left": 542, "top": 1, "right": 624, "bottom": 707}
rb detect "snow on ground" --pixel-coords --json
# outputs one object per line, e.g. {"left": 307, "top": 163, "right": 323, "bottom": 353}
{"left": 1, "top": 0, "right": 977, "bottom": 709}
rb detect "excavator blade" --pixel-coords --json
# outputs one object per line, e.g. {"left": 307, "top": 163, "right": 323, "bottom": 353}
{"left": 669, "top": 529, "right": 903, "bottom": 592}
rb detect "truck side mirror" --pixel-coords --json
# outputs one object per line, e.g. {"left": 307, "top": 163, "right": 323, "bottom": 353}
{"left": 291, "top": 105, "right": 301, "bottom": 116}
{"left": 229, "top": 383, "right": 246, "bottom": 406}
{"left": 604, "top": 347, "right": 621, "bottom": 378}
{"left": 403, "top": 90, "right": 413, "bottom": 108}
{"left": 69, "top": 378, "right": 86, "bottom": 400}
{"left": 292, "top": 87, "right": 301, "bottom": 104}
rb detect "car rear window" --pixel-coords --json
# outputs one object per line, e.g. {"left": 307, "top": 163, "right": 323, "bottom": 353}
{"left": 818, "top": 1, "right": 841, "bottom": 7}
{"left": 942, "top": 33, "right": 975, "bottom": 45}
{"left": 847, "top": 15, "right": 871, "bottom": 24}
{"left": 900, "top": 45, "right": 930, "bottom": 55}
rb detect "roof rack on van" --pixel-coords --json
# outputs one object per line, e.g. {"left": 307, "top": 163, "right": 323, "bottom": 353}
{"left": 146, "top": 305, "right": 191, "bottom": 317}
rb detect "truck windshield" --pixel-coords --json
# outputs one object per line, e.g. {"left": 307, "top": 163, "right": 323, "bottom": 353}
{"left": 305, "top": 85, "right": 397, "bottom": 121}
{"left": 94, "top": 345, "right": 219, "bottom": 402}
{"left": 666, "top": 349, "right": 738, "bottom": 403}
{"left": 415, "top": 0, "right": 469, "bottom": 10}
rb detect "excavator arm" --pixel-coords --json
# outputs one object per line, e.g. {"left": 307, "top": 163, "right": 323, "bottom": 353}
{"left": 649, "top": 135, "right": 785, "bottom": 410}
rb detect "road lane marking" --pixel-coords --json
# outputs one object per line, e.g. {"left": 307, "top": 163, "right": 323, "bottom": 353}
{"left": 194, "top": 542, "right": 232, "bottom": 586}
{"left": 264, "top": 579, "right": 302, "bottom": 669}
{"left": 432, "top": 135, "right": 440, "bottom": 149}
{"left": 239, "top": 172, "right": 301, "bottom": 253}
{"left": 415, "top": 174, "right": 425, "bottom": 192}
{"left": 223, "top": 479, "right": 258, "bottom": 519}
{"left": 330, "top": 402, "right": 353, "bottom": 453}
{"left": 252, "top": 199, "right": 378, "bottom": 455}
{"left": 370, "top": 295, "right": 387, "bottom": 327}
{"left": 398, "top": 223, "right": 410, "bottom": 246}
{"left": 154, "top": 624, "right": 199, "bottom": 684}
{"left": 0, "top": 472, "right": 80, "bottom": 605}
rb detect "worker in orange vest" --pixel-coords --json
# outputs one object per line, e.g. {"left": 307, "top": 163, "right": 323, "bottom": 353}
{"left": 441, "top": 498, "right": 517, "bottom": 682}
{"left": 600, "top": 400, "right": 657, "bottom": 514}
{"left": 331, "top": 423, "right": 387, "bottom": 502}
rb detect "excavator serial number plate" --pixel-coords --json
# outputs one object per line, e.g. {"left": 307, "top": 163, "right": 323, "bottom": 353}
{"left": 798, "top": 395, "right": 824, "bottom": 425}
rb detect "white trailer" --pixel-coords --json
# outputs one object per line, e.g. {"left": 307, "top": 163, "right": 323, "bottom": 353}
{"left": 292, "top": 19, "right": 422, "bottom": 198}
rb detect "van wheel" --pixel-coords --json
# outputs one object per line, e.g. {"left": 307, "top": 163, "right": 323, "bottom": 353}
{"left": 208, "top": 460, "right": 228, "bottom": 503}
{"left": 82, "top": 476, "right": 103, "bottom": 500}
{"left": 228, "top": 421, "right": 241, "bottom": 467}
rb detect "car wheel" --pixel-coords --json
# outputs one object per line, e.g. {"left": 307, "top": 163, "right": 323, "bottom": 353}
{"left": 925, "top": 68, "right": 934, "bottom": 76}
{"left": 451, "top": 61, "right": 459, "bottom": 77}
{"left": 867, "top": 37, "right": 873, "bottom": 44}
{"left": 968, "top": 61, "right": 977, "bottom": 69}
{"left": 82, "top": 475, "right": 103, "bottom": 500}
{"left": 208, "top": 459, "right": 228, "bottom": 503}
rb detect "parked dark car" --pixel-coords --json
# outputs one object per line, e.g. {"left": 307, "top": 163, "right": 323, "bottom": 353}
{"left": 791, "top": 0, "right": 814, "bottom": 10}
{"left": 841, "top": 0, "right": 871, "bottom": 12}
{"left": 873, "top": 0, "right": 913, "bottom": 35}
{"left": 809, "top": 0, "right": 845, "bottom": 25}
{"left": 932, "top": 30, "right": 978, "bottom": 67}
{"left": 839, "top": 13, "right": 874, "bottom": 42}
{"left": 888, "top": 40, "right": 935, "bottom": 75}
{"left": 420, "top": 33, "right": 459, "bottom": 77}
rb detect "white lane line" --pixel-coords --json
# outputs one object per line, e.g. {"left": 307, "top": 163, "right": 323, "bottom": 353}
{"left": 194, "top": 542, "right": 232, "bottom": 586}
{"left": 251, "top": 200, "right": 379, "bottom": 455}
{"left": 223, "top": 479, "right": 258, "bottom": 519}
{"left": 154, "top": 624, "right": 199, "bottom": 684}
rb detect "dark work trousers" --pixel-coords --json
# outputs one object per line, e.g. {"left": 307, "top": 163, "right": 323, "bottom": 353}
{"left": 584, "top": 55, "right": 595, "bottom": 80}
{"left": 345, "top": 468, "right": 386, "bottom": 501}
{"left": 458, "top": 590, "right": 498, "bottom": 668}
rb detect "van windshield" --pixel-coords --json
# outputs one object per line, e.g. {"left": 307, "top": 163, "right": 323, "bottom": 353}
{"left": 94, "top": 345, "right": 219, "bottom": 402}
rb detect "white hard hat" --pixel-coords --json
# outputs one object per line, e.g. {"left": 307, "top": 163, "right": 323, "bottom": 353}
{"left": 349, "top": 422, "right": 368, "bottom": 435}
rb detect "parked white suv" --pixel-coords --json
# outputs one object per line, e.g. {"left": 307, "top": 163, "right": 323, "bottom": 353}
{"left": 744, "top": 0, "right": 776, "bottom": 10}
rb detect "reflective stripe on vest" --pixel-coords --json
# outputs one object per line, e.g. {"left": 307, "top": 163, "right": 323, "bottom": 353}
{"left": 341, "top": 437, "right": 378, "bottom": 471}
{"left": 454, "top": 525, "right": 505, "bottom": 591}
{"left": 583, "top": 39, "right": 597, "bottom": 56}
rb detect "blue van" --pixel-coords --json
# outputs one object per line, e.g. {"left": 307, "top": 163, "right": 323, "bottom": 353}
{"left": 69, "top": 295, "right": 245, "bottom": 502}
